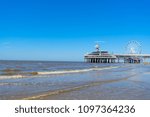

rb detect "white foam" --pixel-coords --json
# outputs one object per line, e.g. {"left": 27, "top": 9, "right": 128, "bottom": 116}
{"left": 38, "top": 66, "right": 119, "bottom": 75}
{"left": 0, "top": 75, "right": 23, "bottom": 80}
{"left": 0, "top": 66, "right": 119, "bottom": 80}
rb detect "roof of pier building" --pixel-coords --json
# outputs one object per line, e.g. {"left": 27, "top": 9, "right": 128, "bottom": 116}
{"left": 88, "top": 51, "right": 109, "bottom": 55}
{"left": 84, "top": 44, "right": 117, "bottom": 59}
{"left": 85, "top": 50, "right": 117, "bottom": 59}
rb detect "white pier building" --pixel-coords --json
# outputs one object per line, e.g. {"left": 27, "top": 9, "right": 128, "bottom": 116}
{"left": 84, "top": 44, "right": 116, "bottom": 63}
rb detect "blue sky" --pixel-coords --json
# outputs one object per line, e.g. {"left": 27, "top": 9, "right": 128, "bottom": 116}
{"left": 0, "top": 0, "right": 150, "bottom": 61}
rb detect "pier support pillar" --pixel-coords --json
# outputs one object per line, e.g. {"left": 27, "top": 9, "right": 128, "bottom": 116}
{"left": 118, "top": 58, "right": 120, "bottom": 63}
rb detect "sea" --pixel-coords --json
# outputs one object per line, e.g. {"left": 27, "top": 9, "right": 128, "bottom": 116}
{"left": 0, "top": 60, "right": 150, "bottom": 100}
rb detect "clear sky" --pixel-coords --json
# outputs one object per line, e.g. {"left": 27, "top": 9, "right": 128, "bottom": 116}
{"left": 0, "top": 0, "right": 150, "bottom": 61}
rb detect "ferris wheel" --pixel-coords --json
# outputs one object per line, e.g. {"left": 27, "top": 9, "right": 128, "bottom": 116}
{"left": 126, "top": 40, "right": 142, "bottom": 54}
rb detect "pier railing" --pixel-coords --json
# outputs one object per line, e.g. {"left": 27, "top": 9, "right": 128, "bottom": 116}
{"left": 115, "top": 54, "right": 150, "bottom": 58}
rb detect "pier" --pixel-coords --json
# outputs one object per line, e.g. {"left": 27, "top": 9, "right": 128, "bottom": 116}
{"left": 84, "top": 42, "right": 150, "bottom": 63}
{"left": 115, "top": 54, "right": 150, "bottom": 63}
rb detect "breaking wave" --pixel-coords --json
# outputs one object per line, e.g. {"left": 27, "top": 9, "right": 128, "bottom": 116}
{"left": 38, "top": 66, "right": 119, "bottom": 75}
{"left": 0, "top": 66, "right": 119, "bottom": 80}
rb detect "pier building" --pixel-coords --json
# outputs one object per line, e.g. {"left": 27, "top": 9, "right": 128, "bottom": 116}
{"left": 84, "top": 44, "right": 116, "bottom": 63}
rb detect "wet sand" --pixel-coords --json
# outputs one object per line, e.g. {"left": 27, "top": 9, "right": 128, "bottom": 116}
{"left": 41, "top": 74, "right": 150, "bottom": 100}
{"left": 0, "top": 64, "right": 150, "bottom": 100}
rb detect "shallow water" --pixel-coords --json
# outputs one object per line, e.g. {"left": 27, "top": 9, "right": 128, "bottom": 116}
{"left": 0, "top": 60, "right": 150, "bottom": 100}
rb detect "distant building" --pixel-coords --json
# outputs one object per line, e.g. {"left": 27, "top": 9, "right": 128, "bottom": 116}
{"left": 84, "top": 44, "right": 116, "bottom": 63}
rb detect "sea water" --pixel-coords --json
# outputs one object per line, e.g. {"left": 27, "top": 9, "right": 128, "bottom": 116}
{"left": 0, "top": 60, "right": 150, "bottom": 100}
